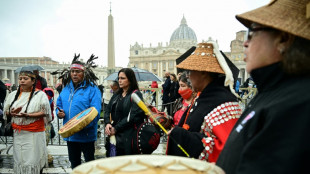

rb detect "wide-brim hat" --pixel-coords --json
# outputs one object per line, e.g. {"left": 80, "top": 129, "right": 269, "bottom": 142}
{"left": 177, "top": 41, "right": 240, "bottom": 98}
{"left": 236, "top": 0, "right": 310, "bottom": 41}
{"left": 176, "top": 42, "right": 224, "bottom": 74}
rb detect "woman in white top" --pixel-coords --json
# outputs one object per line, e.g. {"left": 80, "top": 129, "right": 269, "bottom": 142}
{"left": 3, "top": 71, "right": 52, "bottom": 174}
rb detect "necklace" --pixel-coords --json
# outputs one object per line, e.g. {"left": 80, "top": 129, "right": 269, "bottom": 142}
{"left": 182, "top": 92, "right": 201, "bottom": 130}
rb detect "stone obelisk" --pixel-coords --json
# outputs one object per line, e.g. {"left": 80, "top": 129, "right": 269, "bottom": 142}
{"left": 107, "top": 2, "right": 115, "bottom": 74}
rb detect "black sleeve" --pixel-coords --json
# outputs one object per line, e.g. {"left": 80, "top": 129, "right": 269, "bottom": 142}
{"left": 235, "top": 106, "right": 310, "bottom": 174}
{"left": 104, "top": 93, "right": 117, "bottom": 125}
{"left": 163, "top": 78, "right": 171, "bottom": 90}
{"left": 0, "top": 80, "right": 6, "bottom": 105}
{"left": 167, "top": 126, "right": 204, "bottom": 158}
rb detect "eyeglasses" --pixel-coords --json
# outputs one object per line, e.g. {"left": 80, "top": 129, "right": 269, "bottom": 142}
{"left": 70, "top": 69, "right": 83, "bottom": 74}
{"left": 247, "top": 27, "right": 274, "bottom": 41}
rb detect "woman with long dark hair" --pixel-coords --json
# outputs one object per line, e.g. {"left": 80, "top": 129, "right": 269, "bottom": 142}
{"left": 3, "top": 71, "right": 52, "bottom": 174}
{"left": 104, "top": 68, "right": 146, "bottom": 156}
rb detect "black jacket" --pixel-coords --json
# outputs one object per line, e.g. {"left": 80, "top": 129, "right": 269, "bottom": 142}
{"left": 162, "top": 77, "right": 171, "bottom": 103}
{"left": 169, "top": 81, "right": 180, "bottom": 103}
{"left": 167, "top": 77, "right": 237, "bottom": 158}
{"left": 217, "top": 63, "right": 310, "bottom": 174}
{"left": 104, "top": 90, "right": 146, "bottom": 155}
{"left": 0, "top": 81, "right": 6, "bottom": 104}
{"left": 0, "top": 80, "right": 6, "bottom": 111}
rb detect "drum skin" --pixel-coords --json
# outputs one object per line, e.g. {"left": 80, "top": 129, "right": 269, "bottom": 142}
{"left": 58, "top": 107, "right": 98, "bottom": 138}
{"left": 72, "top": 155, "right": 225, "bottom": 174}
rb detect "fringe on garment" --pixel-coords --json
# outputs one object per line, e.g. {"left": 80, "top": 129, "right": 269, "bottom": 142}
{"left": 13, "top": 148, "right": 48, "bottom": 174}
{"left": 14, "top": 164, "right": 42, "bottom": 174}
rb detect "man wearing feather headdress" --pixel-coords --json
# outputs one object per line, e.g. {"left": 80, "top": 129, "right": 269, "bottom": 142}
{"left": 54, "top": 54, "right": 102, "bottom": 169}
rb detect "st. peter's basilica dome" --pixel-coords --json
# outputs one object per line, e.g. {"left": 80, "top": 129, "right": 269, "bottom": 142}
{"left": 170, "top": 16, "right": 197, "bottom": 47}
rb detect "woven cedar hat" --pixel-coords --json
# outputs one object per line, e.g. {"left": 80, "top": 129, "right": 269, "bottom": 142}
{"left": 176, "top": 42, "right": 224, "bottom": 74}
{"left": 177, "top": 41, "right": 239, "bottom": 97}
{"left": 236, "top": 0, "right": 310, "bottom": 40}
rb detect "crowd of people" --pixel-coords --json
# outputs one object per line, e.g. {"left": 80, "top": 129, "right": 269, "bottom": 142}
{"left": 0, "top": 0, "right": 309, "bottom": 173}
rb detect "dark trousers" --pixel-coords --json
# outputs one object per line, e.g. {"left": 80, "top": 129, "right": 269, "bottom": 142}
{"left": 67, "top": 141, "right": 95, "bottom": 169}
{"left": 161, "top": 103, "right": 172, "bottom": 116}
{"left": 151, "top": 93, "right": 156, "bottom": 105}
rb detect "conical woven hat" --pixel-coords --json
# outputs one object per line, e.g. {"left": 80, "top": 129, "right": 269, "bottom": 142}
{"left": 176, "top": 43, "right": 224, "bottom": 74}
{"left": 236, "top": 0, "right": 310, "bottom": 40}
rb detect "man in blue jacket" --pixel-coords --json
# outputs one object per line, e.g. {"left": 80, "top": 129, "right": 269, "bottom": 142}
{"left": 56, "top": 54, "right": 101, "bottom": 169}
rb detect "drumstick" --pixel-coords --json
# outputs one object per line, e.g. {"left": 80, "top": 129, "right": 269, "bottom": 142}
{"left": 131, "top": 93, "right": 190, "bottom": 158}
{"left": 57, "top": 106, "right": 63, "bottom": 112}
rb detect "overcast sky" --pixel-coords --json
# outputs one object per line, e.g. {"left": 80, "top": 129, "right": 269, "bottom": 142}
{"left": 0, "top": 0, "right": 269, "bottom": 67}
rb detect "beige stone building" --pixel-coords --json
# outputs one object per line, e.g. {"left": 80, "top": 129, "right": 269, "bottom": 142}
{"left": 128, "top": 16, "right": 250, "bottom": 84}
{"left": 225, "top": 30, "right": 250, "bottom": 84}
{"left": 128, "top": 16, "right": 197, "bottom": 78}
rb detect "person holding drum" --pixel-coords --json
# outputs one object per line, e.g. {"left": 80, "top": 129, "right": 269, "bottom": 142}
{"left": 55, "top": 54, "right": 102, "bottom": 169}
{"left": 3, "top": 70, "right": 52, "bottom": 174}
{"left": 166, "top": 41, "right": 242, "bottom": 163}
{"left": 104, "top": 68, "right": 146, "bottom": 156}
{"left": 171, "top": 72, "right": 195, "bottom": 126}
{"left": 217, "top": 0, "right": 310, "bottom": 173}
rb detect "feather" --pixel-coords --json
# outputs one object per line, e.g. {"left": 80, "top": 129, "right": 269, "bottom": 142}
{"left": 72, "top": 53, "right": 80, "bottom": 64}
{"left": 51, "top": 54, "right": 99, "bottom": 87}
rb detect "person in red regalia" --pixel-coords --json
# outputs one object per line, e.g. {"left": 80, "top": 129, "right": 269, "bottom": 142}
{"left": 166, "top": 40, "right": 242, "bottom": 162}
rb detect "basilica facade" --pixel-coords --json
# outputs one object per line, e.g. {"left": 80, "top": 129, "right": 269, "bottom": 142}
{"left": 128, "top": 16, "right": 197, "bottom": 78}
{"left": 128, "top": 16, "right": 250, "bottom": 83}
{"left": 1, "top": 17, "right": 249, "bottom": 87}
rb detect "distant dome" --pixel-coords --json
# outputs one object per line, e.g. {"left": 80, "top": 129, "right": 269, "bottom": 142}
{"left": 170, "top": 16, "right": 197, "bottom": 44}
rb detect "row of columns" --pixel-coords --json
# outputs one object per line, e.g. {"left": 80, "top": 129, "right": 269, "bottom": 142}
{"left": 137, "top": 59, "right": 176, "bottom": 78}
{"left": 1, "top": 69, "right": 106, "bottom": 87}
{"left": 1, "top": 69, "right": 16, "bottom": 85}
{"left": 157, "top": 60, "right": 176, "bottom": 77}
{"left": 1, "top": 58, "right": 53, "bottom": 66}
{"left": 0, "top": 69, "right": 58, "bottom": 87}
